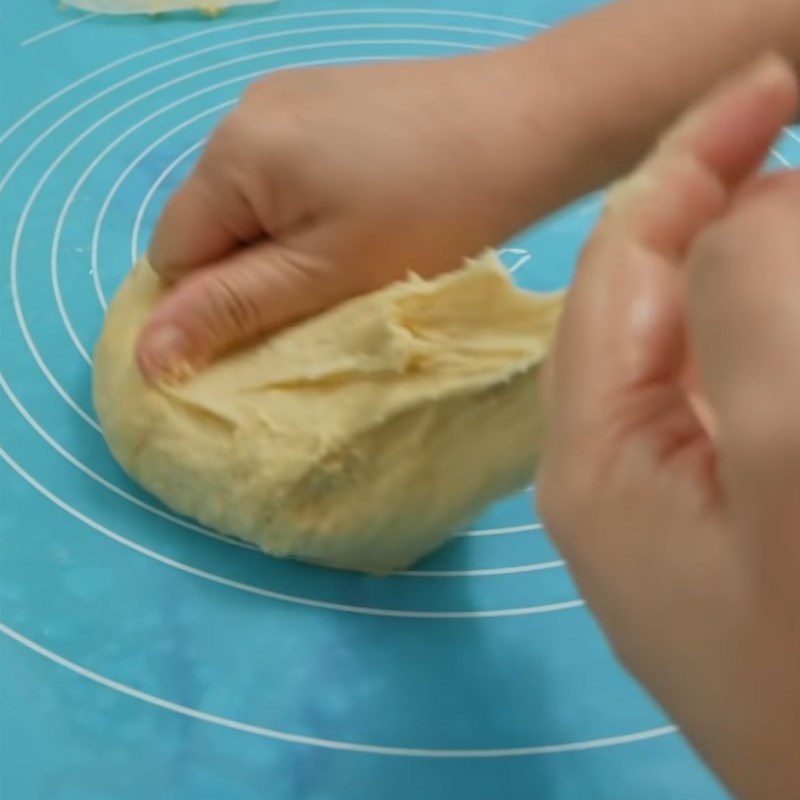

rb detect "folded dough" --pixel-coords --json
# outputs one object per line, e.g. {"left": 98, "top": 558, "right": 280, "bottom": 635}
{"left": 62, "top": 0, "right": 275, "bottom": 14}
{"left": 93, "top": 252, "right": 563, "bottom": 572}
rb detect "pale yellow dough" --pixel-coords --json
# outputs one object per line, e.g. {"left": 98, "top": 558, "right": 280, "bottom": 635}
{"left": 93, "top": 253, "right": 563, "bottom": 572}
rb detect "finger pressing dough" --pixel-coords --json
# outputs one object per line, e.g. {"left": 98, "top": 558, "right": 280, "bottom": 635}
{"left": 93, "top": 253, "right": 563, "bottom": 573}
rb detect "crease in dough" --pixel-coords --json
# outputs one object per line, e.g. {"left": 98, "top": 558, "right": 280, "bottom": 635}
{"left": 93, "top": 251, "right": 564, "bottom": 573}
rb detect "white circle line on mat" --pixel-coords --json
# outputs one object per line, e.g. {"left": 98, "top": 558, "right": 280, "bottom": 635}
{"left": 10, "top": 242, "right": 100, "bottom": 430}
{"left": 499, "top": 248, "right": 532, "bottom": 274}
{"left": 20, "top": 12, "right": 99, "bottom": 48}
{"left": 0, "top": 622, "right": 676, "bottom": 756}
{"left": 461, "top": 523, "right": 543, "bottom": 537}
{"left": 11, "top": 36, "right": 488, "bottom": 434}
{"left": 0, "top": 371, "right": 256, "bottom": 549}
{"left": 1, "top": 7, "right": 546, "bottom": 148}
{"left": 772, "top": 148, "right": 791, "bottom": 168}
{"left": 0, "top": 19, "right": 523, "bottom": 198}
{"left": 0, "top": 446, "right": 583, "bottom": 619}
{"left": 130, "top": 142, "right": 203, "bottom": 263}
{"left": 400, "top": 560, "right": 564, "bottom": 578}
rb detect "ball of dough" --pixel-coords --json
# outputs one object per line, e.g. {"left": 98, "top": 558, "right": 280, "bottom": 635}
{"left": 93, "top": 253, "right": 562, "bottom": 573}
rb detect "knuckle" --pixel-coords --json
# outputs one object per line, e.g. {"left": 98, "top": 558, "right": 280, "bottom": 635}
{"left": 201, "top": 272, "right": 262, "bottom": 340}
{"left": 205, "top": 108, "right": 254, "bottom": 162}
{"left": 202, "top": 110, "right": 297, "bottom": 193}
{"left": 205, "top": 76, "right": 317, "bottom": 177}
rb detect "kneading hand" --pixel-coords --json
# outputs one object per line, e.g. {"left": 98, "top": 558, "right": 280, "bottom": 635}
{"left": 135, "top": 0, "right": 800, "bottom": 381}
{"left": 136, "top": 55, "right": 541, "bottom": 379}
{"left": 538, "top": 57, "right": 800, "bottom": 800}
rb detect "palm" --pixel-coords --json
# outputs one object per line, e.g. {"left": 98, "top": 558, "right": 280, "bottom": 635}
{"left": 538, "top": 58, "right": 800, "bottom": 800}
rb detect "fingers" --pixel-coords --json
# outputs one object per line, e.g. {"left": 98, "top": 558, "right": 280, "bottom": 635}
{"left": 147, "top": 174, "right": 236, "bottom": 283}
{"left": 686, "top": 171, "right": 800, "bottom": 498}
{"left": 148, "top": 113, "right": 266, "bottom": 284}
{"left": 136, "top": 244, "right": 337, "bottom": 380}
{"left": 547, "top": 55, "right": 799, "bottom": 450}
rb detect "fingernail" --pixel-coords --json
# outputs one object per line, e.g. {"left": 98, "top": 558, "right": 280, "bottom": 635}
{"left": 140, "top": 325, "right": 193, "bottom": 383}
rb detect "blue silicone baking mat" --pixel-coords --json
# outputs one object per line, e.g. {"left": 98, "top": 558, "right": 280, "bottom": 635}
{"left": 2, "top": 2, "right": 799, "bottom": 798}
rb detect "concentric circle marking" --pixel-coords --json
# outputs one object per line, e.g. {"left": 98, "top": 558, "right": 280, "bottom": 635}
{"left": 3, "top": 10, "right": 758, "bottom": 761}
{"left": 1, "top": 622, "right": 677, "bottom": 758}
{"left": 399, "top": 559, "right": 564, "bottom": 578}
{"left": 4, "top": 12, "right": 569, "bottom": 604}
{"left": 21, "top": 12, "right": 99, "bottom": 48}
{"left": 9, "top": 18, "right": 556, "bottom": 583}
{"left": 2, "top": 7, "right": 546, "bottom": 148}
{"left": 1, "top": 447, "right": 581, "bottom": 618}
{"left": 131, "top": 141, "right": 204, "bottom": 264}
{"left": 462, "top": 523, "right": 543, "bottom": 537}
{"left": 0, "top": 371, "right": 256, "bottom": 549}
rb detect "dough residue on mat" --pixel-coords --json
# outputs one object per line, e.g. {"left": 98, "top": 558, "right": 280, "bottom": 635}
{"left": 93, "top": 252, "right": 563, "bottom": 572}
{"left": 62, "top": 0, "right": 276, "bottom": 15}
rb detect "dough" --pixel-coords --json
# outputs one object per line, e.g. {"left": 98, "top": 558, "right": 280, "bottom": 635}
{"left": 93, "top": 253, "right": 563, "bottom": 572}
{"left": 63, "top": 0, "right": 275, "bottom": 14}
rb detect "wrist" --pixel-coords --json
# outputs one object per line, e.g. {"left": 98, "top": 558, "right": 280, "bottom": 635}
{"left": 440, "top": 45, "right": 591, "bottom": 234}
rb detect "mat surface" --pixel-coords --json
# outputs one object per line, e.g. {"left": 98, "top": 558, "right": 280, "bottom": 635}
{"left": 2, "top": 2, "right": 799, "bottom": 799}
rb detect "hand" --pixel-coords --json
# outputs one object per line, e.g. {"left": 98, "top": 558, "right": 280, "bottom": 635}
{"left": 537, "top": 57, "right": 800, "bottom": 800}
{"left": 136, "top": 0, "right": 800, "bottom": 382}
{"left": 136, "top": 55, "right": 543, "bottom": 379}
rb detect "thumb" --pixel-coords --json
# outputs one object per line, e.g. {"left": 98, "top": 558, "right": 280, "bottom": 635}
{"left": 136, "top": 243, "right": 336, "bottom": 380}
{"left": 547, "top": 54, "right": 799, "bottom": 451}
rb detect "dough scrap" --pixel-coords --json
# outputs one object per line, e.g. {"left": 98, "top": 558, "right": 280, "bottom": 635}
{"left": 62, "top": 0, "right": 275, "bottom": 15}
{"left": 93, "top": 252, "right": 563, "bottom": 572}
